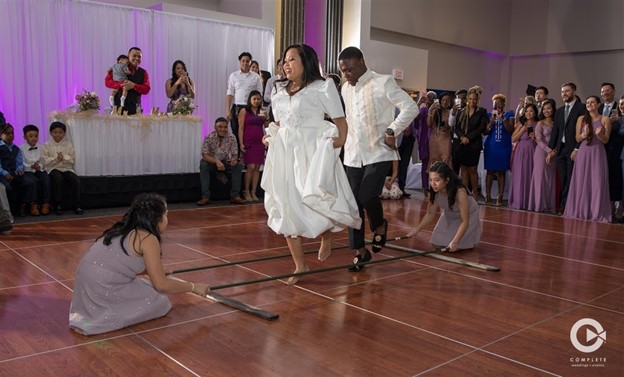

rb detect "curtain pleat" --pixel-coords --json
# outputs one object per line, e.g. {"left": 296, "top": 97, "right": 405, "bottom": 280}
{"left": 280, "top": 0, "right": 304, "bottom": 53}
{"left": 324, "top": 0, "right": 343, "bottom": 75}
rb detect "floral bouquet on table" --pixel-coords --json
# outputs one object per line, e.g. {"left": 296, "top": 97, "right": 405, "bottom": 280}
{"left": 74, "top": 90, "right": 100, "bottom": 112}
{"left": 171, "top": 95, "right": 196, "bottom": 115}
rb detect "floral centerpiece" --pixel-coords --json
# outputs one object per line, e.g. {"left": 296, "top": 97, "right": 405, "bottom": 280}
{"left": 171, "top": 95, "right": 196, "bottom": 115}
{"left": 75, "top": 90, "right": 100, "bottom": 112}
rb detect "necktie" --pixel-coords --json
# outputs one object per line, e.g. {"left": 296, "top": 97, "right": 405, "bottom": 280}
{"left": 29, "top": 146, "right": 37, "bottom": 151}
{"left": 562, "top": 104, "right": 570, "bottom": 143}
{"left": 603, "top": 104, "right": 611, "bottom": 117}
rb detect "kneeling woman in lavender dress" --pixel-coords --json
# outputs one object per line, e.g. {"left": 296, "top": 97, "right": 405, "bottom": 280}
{"left": 69, "top": 193, "right": 210, "bottom": 335}
{"left": 406, "top": 161, "right": 482, "bottom": 252}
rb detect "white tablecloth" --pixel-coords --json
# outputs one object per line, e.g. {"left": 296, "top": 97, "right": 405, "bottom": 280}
{"left": 50, "top": 112, "right": 202, "bottom": 176}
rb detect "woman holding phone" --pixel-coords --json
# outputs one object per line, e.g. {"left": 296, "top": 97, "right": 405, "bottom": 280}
{"left": 165, "top": 60, "right": 196, "bottom": 113}
{"left": 427, "top": 92, "right": 453, "bottom": 170}
{"left": 482, "top": 94, "right": 514, "bottom": 206}
{"left": 508, "top": 103, "right": 538, "bottom": 210}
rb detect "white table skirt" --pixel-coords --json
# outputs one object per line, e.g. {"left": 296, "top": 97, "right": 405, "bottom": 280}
{"left": 50, "top": 112, "right": 202, "bottom": 176}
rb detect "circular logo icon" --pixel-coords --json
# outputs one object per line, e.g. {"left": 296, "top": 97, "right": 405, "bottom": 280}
{"left": 570, "top": 318, "right": 606, "bottom": 353}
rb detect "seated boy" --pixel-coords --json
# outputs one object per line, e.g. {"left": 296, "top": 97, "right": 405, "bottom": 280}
{"left": 42, "top": 121, "right": 83, "bottom": 215}
{"left": 197, "top": 117, "right": 246, "bottom": 206}
{"left": 19, "top": 125, "right": 52, "bottom": 215}
{"left": 0, "top": 123, "right": 39, "bottom": 216}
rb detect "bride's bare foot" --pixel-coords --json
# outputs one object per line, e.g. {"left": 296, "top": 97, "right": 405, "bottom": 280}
{"left": 318, "top": 236, "right": 332, "bottom": 261}
{"left": 286, "top": 266, "right": 310, "bottom": 285}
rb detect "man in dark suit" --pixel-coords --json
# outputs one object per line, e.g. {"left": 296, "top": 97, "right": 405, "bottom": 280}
{"left": 598, "top": 82, "right": 617, "bottom": 118}
{"left": 599, "top": 83, "right": 623, "bottom": 218}
{"left": 547, "top": 83, "right": 585, "bottom": 213}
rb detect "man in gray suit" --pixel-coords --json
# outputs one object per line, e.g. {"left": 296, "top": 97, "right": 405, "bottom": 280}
{"left": 547, "top": 82, "right": 586, "bottom": 213}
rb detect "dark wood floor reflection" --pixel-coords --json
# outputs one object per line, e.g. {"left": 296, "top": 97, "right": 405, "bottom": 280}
{"left": 1, "top": 195, "right": 622, "bottom": 376}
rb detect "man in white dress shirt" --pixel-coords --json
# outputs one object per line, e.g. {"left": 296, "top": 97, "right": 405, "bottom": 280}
{"left": 338, "top": 47, "right": 418, "bottom": 271}
{"left": 225, "top": 52, "right": 263, "bottom": 151}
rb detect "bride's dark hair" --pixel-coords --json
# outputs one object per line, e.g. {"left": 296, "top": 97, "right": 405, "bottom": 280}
{"left": 276, "top": 44, "right": 324, "bottom": 94}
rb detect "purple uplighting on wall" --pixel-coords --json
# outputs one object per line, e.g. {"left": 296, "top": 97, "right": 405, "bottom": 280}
{"left": 303, "top": 0, "right": 326, "bottom": 68}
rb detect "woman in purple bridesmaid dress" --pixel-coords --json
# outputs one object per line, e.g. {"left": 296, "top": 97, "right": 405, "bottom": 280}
{"left": 564, "top": 96, "right": 612, "bottom": 222}
{"left": 528, "top": 99, "right": 557, "bottom": 212}
{"left": 508, "top": 103, "right": 538, "bottom": 210}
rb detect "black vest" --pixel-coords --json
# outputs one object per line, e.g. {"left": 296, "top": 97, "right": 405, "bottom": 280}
{"left": 114, "top": 67, "right": 146, "bottom": 115}
{"left": 0, "top": 144, "right": 19, "bottom": 174}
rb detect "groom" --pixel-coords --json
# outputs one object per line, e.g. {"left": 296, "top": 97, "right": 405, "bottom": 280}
{"left": 338, "top": 46, "right": 418, "bottom": 271}
{"left": 105, "top": 47, "right": 151, "bottom": 115}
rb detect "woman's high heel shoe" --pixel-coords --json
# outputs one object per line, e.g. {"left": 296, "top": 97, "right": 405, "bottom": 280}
{"left": 485, "top": 195, "right": 492, "bottom": 205}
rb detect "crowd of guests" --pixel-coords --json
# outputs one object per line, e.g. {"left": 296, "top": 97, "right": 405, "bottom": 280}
{"left": 409, "top": 82, "right": 624, "bottom": 224}
{"left": 2, "top": 46, "right": 623, "bottom": 228}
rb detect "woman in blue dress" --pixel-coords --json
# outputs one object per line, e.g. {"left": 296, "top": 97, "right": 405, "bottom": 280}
{"left": 483, "top": 94, "right": 514, "bottom": 206}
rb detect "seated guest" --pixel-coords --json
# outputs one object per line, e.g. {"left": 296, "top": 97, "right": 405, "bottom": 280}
{"left": 165, "top": 60, "right": 195, "bottom": 113}
{"left": 19, "top": 125, "right": 51, "bottom": 215}
{"left": 69, "top": 193, "right": 210, "bottom": 335}
{"left": 0, "top": 115, "right": 12, "bottom": 224}
{"left": 42, "top": 121, "right": 83, "bottom": 215}
{"left": 197, "top": 117, "right": 247, "bottom": 206}
{"left": 0, "top": 123, "right": 38, "bottom": 216}
{"left": 0, "top": 183, "right": 13, "bottom": 226}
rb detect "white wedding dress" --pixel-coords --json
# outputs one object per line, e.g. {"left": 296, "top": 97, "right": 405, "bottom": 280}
{"left": 262, "top": 79, "right": 361, "bottom": 238}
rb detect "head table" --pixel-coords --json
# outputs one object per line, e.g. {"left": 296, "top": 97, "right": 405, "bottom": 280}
{"left": 49, "top": 112, "right": 202, "bottom": 176}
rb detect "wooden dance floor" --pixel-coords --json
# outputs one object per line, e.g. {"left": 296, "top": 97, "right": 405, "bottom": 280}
{"left": 0, "top": 197, "right": 622, "bottom": 376}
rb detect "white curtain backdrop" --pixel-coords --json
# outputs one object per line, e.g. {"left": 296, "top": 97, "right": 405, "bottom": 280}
{"left": 0, "top": 0, "right": 274, "bottom": 145}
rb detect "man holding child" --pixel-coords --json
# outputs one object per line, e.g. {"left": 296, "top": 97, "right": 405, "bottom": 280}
{"left": 105, "top": 47, "right": 151, "bottom": 115}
